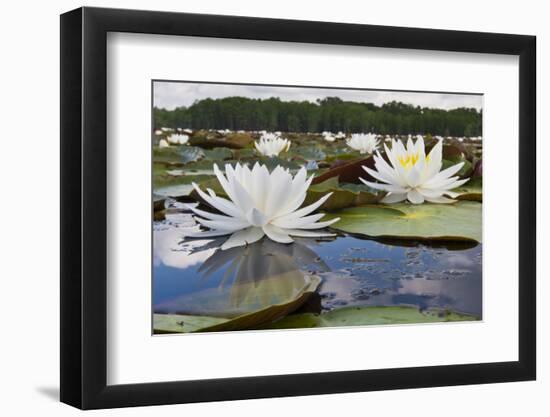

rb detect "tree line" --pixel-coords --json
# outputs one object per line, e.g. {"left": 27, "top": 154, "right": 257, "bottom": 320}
{"left": 154, "top": 96, "right": 482, "bottom": 136}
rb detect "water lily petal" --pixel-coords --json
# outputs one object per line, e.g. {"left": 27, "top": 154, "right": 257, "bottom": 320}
{"left": 262, "top": 224, "right": 294, "bottom": 244}
{"left": 192, "top": 183, "right": 243, "bottom": 219}
{"left": 186, "top": 204, "right": 239, "bottom": 222}
{"left": 444, "top": 190, "right": 460, "bottom": 198}
{"left": 279, "top": 174, "right": 314, "bottom": 216}
{"left": 425, "top": 195, "right": 456, "bottom": 204}
{"left": 286, "top": 229, "right": 336, "bottom": 238}
{"left": 183, "top": 229, "right": 233, "bottom": 238}
{"left": 406, "top": 165, "right": 422, "bottom": 188}
{"left": 273, "top": 192, "right": 333, "bottom": 223}
{"left": 407, "top": 189, "right": 425, "bottom": 204}
{"left": 362, "top": 165, "right": 392, "bottom": 185}
{"left": 228, "top": 174, "right": 256, "bottom": 214}
{"left": 213, "top": 164, "right": 236, "bottom": 202}
{"left": 271, "top": 213, "right": 325, "bottom": 229}
{"left": 294, "top": 217, "right": 341, "bottom": 230}
{"left": 423, "top": 176, "right": 468, "bottom": 190}
{"left": 220, "top": 227, "right": 265, "bottom": 250}
{"left": 373, "top": 153, "right": 406, "bottom": 186}
{"left": 195, "top": 217, "right": 249, "bottom": 232}
{"left": 434, "top": 162, "right": 464, "bottom": 179}
{"left": 417, "top": 188, "right": 445, "bottom": 199}
{"left": 359, "top": 178, "right": 407, "bottom": 193}
{"left": 381, "top": 192, "right": 407, "bottom": 203}
{"left": 246, "top": 207, "right": 268, "bottom": 227}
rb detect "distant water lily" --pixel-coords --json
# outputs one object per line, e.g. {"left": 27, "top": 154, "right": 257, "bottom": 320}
{"left": 346, "top": 133, "right": 379, "bottom": 154}
{"left": 254, "top": 133, "right": 291, "bottom": 157}
{"left": 360, "top": 136, "right": 468, "bottom": 204}
{"left": 158, "top": 139, "right": 170, "bottom": 148}
{"left": 335, "top": 131, "right": 346, "bottom": 139}
{"left": 167, "top": 134, "right": 189, "bottom": 145}
{"left": 185, "top": 163, "right": 339, "bottom": 250}
{"left": 322, "top": 132, "right": 336, "bottom": 142}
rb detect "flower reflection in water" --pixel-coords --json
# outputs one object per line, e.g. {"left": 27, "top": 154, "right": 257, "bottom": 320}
{"left": 155, "top": 237, "right": 330, "bottom": 319}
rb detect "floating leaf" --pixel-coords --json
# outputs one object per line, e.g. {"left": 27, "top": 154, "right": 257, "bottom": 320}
{"left": 256, "top": 156, "right": 301, "bottom": 170}
{"left": 231, "top": 148, "right": 256, "bottom": 159}
{"left": 196, "top": 275, "right": 321, "bottom": 332}
{"left": 189, "top": 133, "right": 253, "bottom": 149}
{"left": 203, "top": 147, "right": 233, "bottom": 161}
{"left": 455, "top": 177, "right": 482, "bottom": 202}
{"left": 153, "top": 240, "right": 324, "bottom": 333}
{"left": 153, "top": 146, "right": 204, "bottom": 165}
{"left": 325, "top": 153, "right": 359, "bottom": 163}
{"left": 260, "top": 306, "right": 479, "bottom": 330}
{"left": 154, "top": 314, "right": 228, "bottom": 334}
{"left": 288, "top": 146, "right": 326, "bottom": 161}
{"left": 305, "top": 176, "right": 380, "bottom": 211}
{"left": 442, "top": 159, "right": 473, "bottom": 178}
{"left": 155, "top": 305, "right": 478, "bottom": 333}
{"left": 323, "top": 201, "right": 482, "bottom": 242}
{"left": 154, "top": 184, "right": 196, "bottom": 198}
{"left": 180, "top": 146, "right": 205, "bottom": 164}
{"left": 154, "top": 273, "right": 322, "bottom": 333}
{"left": 312, "top": 157, "right": 375, "bottom": 185}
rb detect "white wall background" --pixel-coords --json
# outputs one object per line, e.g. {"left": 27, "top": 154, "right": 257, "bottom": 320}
{"left": 0, "top": 0, "right": 545, "bottom": 415}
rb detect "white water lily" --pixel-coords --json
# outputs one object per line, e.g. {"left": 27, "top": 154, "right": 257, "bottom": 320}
{"left": 322, "top": 132, "right": 336, "bottom": 142}
{"left": 158, "top": 139, "right": 170, "bottom": 148}
{"left": 360, "top": 136, "right": 469, "bottom": 204}
{"left": 167, "top": 134, "right": 189, "bottom": 145}
{"left": 185, "top": 163, "right": 340, "bottom": 250}
{"left": 335, "top": 131, "right": 346, "bottom": 139}
{"left": 254, "top": 133, "right": 291, "bottom": 157}
{"left": 346, "top": 133, "right": 379, "bottom": 154}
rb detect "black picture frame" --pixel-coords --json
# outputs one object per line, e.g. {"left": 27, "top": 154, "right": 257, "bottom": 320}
{"left": 60, "top": 6, "right": 536, "bottom": 410}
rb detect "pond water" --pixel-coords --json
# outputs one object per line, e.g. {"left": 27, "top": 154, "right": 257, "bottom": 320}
{"left": 153, "top": 210, "right": 482, "bottom": 322}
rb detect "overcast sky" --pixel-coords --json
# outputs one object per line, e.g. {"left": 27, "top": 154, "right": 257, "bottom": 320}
{"left": 153, "top": 81, "right": 482, "bottom": 111}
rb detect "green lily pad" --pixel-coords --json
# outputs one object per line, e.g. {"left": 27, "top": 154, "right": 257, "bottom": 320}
{"left": 323, "top": 201, "right": 482, "bottom": 242}
{"left": 154, "top": 240, "right": 324, "bottom": 333}
{"left": 154, "top": 314, "right": 228, "bottom": 334}
{"left": 442, "top": 159, "right": 473, "bottom": 178}
{"left": 154, "top": 305, "right": 478, "bottom": 333}
{"left": 154, "top": 274, "right": 321, "bottom": 333}
{"left": 154, "top": 184, "right": 196, "bottom": 198}
{"left": 455, "top": 177, "right": 482, "bottom": 202}
{"left": 189, "top": 133, "right": 253, "bottom": 149}
{"left": 305, "top": 176, "right": 380, "bottom": 211}
{"left": 256, "top": 156, "right": 301, "bottom": 170}
{"left": 260, "top": 306, "right": 478, "bottom": 330}
{"left": 231, "top": 148, "right": 256, "bottom": 159}
{"left": 203, "top": 147, "right": 233, "bottom": 161}
{"left": 288, "top": 146, "right": 326, "bottom": 161}
{"left": 196, "top": 276, "right": 321, "bottom": 332}
{"left": 312, "top": 157, "right": 375, "bottom": 185}
{"left": 153, "top": 146, "right": 205, "bottom": 165}
{"left": 325, "top": 153, "right": 358, "bottom": 163}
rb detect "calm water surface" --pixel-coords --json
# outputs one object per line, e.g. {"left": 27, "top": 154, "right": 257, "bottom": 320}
{"left": 153, "top": 209, "right": 482, "bottom": 319}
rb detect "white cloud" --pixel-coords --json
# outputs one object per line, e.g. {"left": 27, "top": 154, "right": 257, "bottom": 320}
{"left": 153, "top": 81, "right": 482, "bottom": 111}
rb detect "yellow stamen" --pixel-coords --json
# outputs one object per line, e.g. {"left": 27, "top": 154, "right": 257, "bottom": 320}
{"left": 398, "top": 152, "right": 420, "bottom": 168}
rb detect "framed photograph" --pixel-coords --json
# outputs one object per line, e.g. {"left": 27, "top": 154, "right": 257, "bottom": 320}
{"left": 60, "top": 6, "right": 536, "bottom": 409}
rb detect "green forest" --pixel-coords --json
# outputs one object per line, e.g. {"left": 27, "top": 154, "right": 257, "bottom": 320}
{"left": 154, "top": 96, "right": 482, "bottom": 137}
